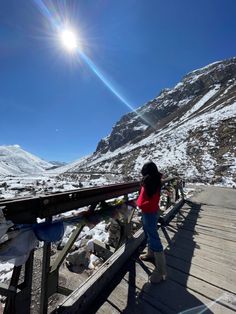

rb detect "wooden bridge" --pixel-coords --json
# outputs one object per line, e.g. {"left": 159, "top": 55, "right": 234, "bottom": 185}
{"left": 0, "top": 182, "right": 235, "bottom": 313}
{"left": 89, "top": 185, "right": 236, "bottom": 314}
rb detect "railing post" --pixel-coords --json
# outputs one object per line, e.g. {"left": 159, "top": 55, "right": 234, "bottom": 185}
{"left": 18, "top": 250, "right": 35, "bottom": 312}
{"left": 180, "top": 179, "right": 185, "bottom": 199}
{"left": 123, "top": 194, "right": 131, "bottom": 241}
{"left": 3, "top": 265, "right": 22, "bottom": 314}
{"left": 3, "top": 248, "right": 34, "bottom": 314}
{"left": 175, "top": 180, "right": 179, "bottom": 201}
{"left": 40, "top": 218, "right": 52, "bottom": 314}
{"left": 166, "top": 182, "right": 171, "bottom": 210}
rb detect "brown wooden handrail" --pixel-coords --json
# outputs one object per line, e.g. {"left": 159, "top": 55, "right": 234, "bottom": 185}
{"left": 0, "top": 177, "right": 178, "bottom": 224}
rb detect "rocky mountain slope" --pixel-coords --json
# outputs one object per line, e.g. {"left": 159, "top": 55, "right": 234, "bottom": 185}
{"left": 60, "top": 57, "right": 236, "bottom": 186}
{"left": 0, "top": 145, "right": 53, "bottom": 176}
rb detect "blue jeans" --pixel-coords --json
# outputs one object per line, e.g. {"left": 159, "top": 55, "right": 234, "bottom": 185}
{"left": 142, "top": 212, "right": 163, "bottom": 252}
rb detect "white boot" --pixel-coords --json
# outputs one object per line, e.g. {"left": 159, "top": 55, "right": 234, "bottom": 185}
{"left": 140, "top": 248, "right": 154, "bottom": 262}
{"left": 150, "top": 251, "right": 167, "bottom": 284}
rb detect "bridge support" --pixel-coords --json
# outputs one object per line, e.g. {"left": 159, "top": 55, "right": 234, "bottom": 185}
{"left": 53, "top": 227, "right": 146, "bottom": 313}
{"left": 1, "top": 251, "right": 34, "bottom": 314}
{"left": 40, "top": 223, "right": 84, "bottom": 314}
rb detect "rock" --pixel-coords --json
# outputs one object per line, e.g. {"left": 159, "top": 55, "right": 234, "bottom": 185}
{"left": 66, "top": 248, "right": 90, "bottom": 268}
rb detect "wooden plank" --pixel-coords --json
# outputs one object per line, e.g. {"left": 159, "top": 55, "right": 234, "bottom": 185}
{"left": 170, "top": 217, "right": 236, "bottom": 242}
{"left": 123, "top": 260, "right": 235, "bottom": 314}
{"left": 157, "top": 227, "right": 236, "bottom": 297}
{"left": 161, "top": 227, "right": 236, "bottom": 261}
{"left": 177, "top": 217, "right": 236, "bottom": 234}
{"left": 133, "top": 260, "right": 236, "bottom": 313}
{"left": 164, "top": 253, "right": 236, "bottom": 294}
{"left": 177, "top": 208, "right": 236, "bottom": 230}
{"left": 166, "top": 225, "right": 236, "bottom": 253}
{"left": 171, "top": 206, "right": 236, "bottom": 241}
{"left": 95, "top": 301, "right": 121, "bottom": 314}
{"left": 139, "top": 236, "right": 236, "bottom": 311}
{"left": 159, "top": 224, "right": 236, "bottom": 269}
{"left": 94, "top": 222, "right": 236, "bottom": 314}
{"left": 175, "top": 204, "right": 236, "bottom": 230}
{"left": 172, "top": 216, "right": 236, "bottom": 237}
{"left": 173, "top": 222, "right": 236, "bottom": 242}
{"left": 96, "top": 258, "right": 234, "bottom": 314}
{"left": 166, "top": 245, "right": 236, "bottom": 279}
{"left": 187, "top": 186, "right": 236, "bottom": 210}
{"left": 180, "top": 207, "right": 236, "bottom": 222}
{"left": 182, "top": 204, "right": 236, "bottom": 218}
{"left": 96, "top": 277, "right": 165, "bottom": 314}
{"left": 167, "top": 266, "right": 236, "bottom": 312}
{"left": 160, "top": 235, "right": 236, "bottom": 270}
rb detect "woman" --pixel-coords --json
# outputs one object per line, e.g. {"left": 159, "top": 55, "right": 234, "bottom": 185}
{"left": 136, "top": 161, "right": 167, "bottom": 283}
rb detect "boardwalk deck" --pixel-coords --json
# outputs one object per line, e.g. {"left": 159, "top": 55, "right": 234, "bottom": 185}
{"left": 92, "top": 185, "right": 236, "bottom": 314}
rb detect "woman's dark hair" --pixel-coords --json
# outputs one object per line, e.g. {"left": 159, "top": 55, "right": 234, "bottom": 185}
{"left": 141, "top": 161, "right": 162, "bottom": 198}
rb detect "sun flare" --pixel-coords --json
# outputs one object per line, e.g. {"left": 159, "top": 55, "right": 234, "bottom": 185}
{"left": 60, "top": 28, "right": 78, "bottom": 52}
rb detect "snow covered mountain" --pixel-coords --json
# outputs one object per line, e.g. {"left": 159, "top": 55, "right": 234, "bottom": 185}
{"left": 0, "top": 145, "right": 53, "bottom": 176}
{"left": 60, "top": 57, "right": 236, "bottom": 186}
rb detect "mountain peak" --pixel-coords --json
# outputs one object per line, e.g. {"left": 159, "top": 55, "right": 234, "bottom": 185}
{"left": 61, "top": 57, "right": 236, "bottom": 186}
{"left": 0, "top": 145, "right": 53, "bottom": 176}
{"left": 1, "top": 57, "right": 235, "bottom": 186}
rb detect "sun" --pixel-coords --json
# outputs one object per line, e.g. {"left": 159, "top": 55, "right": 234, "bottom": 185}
{"left": 60, "top": 28, "right": 78, "bottom": 52}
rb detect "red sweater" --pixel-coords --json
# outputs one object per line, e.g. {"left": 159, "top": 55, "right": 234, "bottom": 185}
{"left": 136, "top": 186, "right": 160, "bottom": 213}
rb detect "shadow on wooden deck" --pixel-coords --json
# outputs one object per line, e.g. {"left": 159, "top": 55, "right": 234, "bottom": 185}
{"left": 89, "top": 201, "right": 216, "bottom": 314}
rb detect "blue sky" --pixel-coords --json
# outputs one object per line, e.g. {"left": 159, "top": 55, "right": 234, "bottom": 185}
{"left": 0, "top": 0, "right": 236, "bottom": 162}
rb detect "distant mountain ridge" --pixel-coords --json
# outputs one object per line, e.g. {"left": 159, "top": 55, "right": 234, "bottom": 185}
{"left": 0, "top": 145, "right": 53, "bottom": 176}
{"left": 1, "top": 57, "right": 235, "bottom": 186}
{"left": 60, "top": 57, "right": 236, "bottom": 186}
{"left": 96, "top": 57, "right": 236, "bottom": 154}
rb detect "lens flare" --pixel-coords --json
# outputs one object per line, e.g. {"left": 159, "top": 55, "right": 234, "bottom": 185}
{"left": 60, "top": 28, "right": 78, "bottom": 52}
{"left": 33, "top": 0, "right": 155, "bottom": 129}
